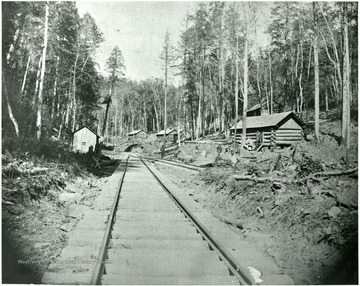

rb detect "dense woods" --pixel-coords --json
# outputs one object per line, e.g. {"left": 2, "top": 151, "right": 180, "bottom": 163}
{"left": 2, "top": 2, "right": 358, "bottom": 150}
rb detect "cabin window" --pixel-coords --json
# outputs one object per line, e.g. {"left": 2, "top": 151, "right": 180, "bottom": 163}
{"left": 82, "top": 142, "right": 86, "bottom": 146}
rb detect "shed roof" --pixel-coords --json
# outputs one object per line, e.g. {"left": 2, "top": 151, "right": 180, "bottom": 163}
{"left": 230, "top": 111, "right": 305, "bottom": 130}
{"left": 72, "top": 126, "right": 100, "bottom": 137}
{"left": 156, "top": 129, "right": 177, "bottom": 136}
{"left": 247, "top": 103, "right": 261, "bottom": 112}
{"left": 128, "top": 129, "right": 145, "bottom": 136}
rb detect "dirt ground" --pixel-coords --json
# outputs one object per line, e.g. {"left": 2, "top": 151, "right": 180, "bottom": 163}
{"left": 155, "top": 162, "right": 357, "bottom": 284}
{"left": 2, "top": 147, "right": 119, "bottom": 283}
{"left": 152, "top": 119, "right": 358, "bottom": 285}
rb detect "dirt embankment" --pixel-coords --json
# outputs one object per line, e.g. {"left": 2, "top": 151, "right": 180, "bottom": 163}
{"left": 2, "top": 139, "right": 119, "bottom": 283}
{"left": 155, "top": 120, "right": 358, "bottom": 284}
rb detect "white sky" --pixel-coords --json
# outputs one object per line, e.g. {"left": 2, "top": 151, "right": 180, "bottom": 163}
{"left": 76, "top": 1, "right": 198, "bottom": 83}
{"left": 76, "top": 1, "right": 272, "bottom": 83}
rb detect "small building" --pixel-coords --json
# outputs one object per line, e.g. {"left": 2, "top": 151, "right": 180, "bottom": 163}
{"left": 247, "top": 100, "right": 282, "bottom": 117}
{"left": 156, "top": 129, "right": 178, "bottom": 143}
{"left": 178, "top": 129, "right": 192, "bottom": 141}
{"left": 230, "top": 111, "right": 306, "bottom": 148}
{"left": 128, "top": 129, "right": 147, "bottom": 140}
{"left": 247, "top": 104, "right": 262, "bottom": 117}
{"left": 72, "top": 126, "right": 100, "bottom": 153}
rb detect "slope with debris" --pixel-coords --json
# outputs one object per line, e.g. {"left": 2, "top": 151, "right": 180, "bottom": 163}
{"left": 154, "top": 119, "right": 358, "bottom": 284}
{"left": 2, "top": 138, "right": 119, "bottom": 283}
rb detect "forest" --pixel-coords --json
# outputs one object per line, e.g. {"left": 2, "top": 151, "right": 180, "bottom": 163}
{"left": 2, "top": 2, "right": 358, "bottom": 151}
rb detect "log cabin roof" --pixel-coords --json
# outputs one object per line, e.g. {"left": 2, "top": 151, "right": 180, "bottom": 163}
{"left": 72, "top": 126, "right": 100, "bottom": 137}
{"left": 230, "top": 111, "right": 305, "bottom": 130}
{"left": 128, "top": 129, "right": 145, "bottom": 136}
{"left": 156, "top": 129, "right": 177, "bottom": 136}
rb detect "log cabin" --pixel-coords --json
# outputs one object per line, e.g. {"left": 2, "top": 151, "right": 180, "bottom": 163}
{"left": 72, "top": 126, "right": 100, "bottom": 153}
{"left": 230, "top": 111, "right": 306, "bottom": 149}
{"left": 128, "top": 129, "right": 147, "bottom": 140}
{"left": 156, "top": 129, "right": 178, "bottom": 143}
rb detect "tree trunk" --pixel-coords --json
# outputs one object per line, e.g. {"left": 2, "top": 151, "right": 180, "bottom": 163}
{"left": 190, "top": 95, "right": 195, "bottom": 140}
{"left": 21, "top": 54, "right": 31, "bottom": 98}
{"left": 32, "top": 56, "right": 42, "bottom": 106}
{"left": 342, "top": 3, "right": 351, "bottom": 166}
{"left": 299, "top": 41, "right": 304, "bottom": 113}
{"left": 242, "top": 31, "right": 248, "bottom": 148}
{"left": 314, "top": 38, "right": 320, "bottom": 144}
{"left": 319, "top": 3, "right": 342, "bottom": 99}
{"left": 154, "top": 102, "right": 160, "bottom": 132}
{"left": 234, "top": 34, "right": 239, "bottom": 147}
{"left": 162, "top": 49, "right": 168, "bottom": 157}
{"left": 269, "top": 47, "right": 273, "bottom": 114}
{"left": 143, "top": 100, "right": 147, "bottom": 132}
{"left": 3, "top": 74, "right": 20, "bottom": 137}
{"left": 71, "top": 51, "right": 79, "bottom": 132}
{"left": 196, "top": 70, "right": 202, "bottom": 139}
{"left": 58, "top": 110, "right": 66, "bottom": 139}
{"left": 51, "top": 56, "right": 60, "bottom": 119}
{"left": 36, "top": 1, "right": 49, "bottom": 140}
{"left": 6, "top": 28, "right": 20, "bottom": 63}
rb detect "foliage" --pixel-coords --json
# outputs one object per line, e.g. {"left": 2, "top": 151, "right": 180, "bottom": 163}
{"left": 2, "top": 2, "right": 357, "bottom": 146}
{"left": 2, "top": 2, "right": 103, "bottom": 140}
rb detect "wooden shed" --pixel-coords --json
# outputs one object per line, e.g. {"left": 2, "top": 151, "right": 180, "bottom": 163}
{"left": 72, "top": 126, "right": 100, "bottom": 153}
{"left": 247, "top": 104, "right": 262, "bottom": 117}
{"left": 247, "top": 100, "right": 282, "bottom": 117}
{"left": 128, "top": 129, "right": 147, "bottom": 140}
{"left": 230, "top": 111, "right": 305, "bottom": 148}
{"left": 179, "top": 129, "right": 192, "bottom": 141}
{"left": 156, "top": 129, "right": 178, "bottom": 143}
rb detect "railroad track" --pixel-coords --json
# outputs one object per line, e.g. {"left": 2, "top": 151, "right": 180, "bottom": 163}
{"left": 96, "top": 156, "right": 251, "bottom": 285}
{"left": 140, "top": 155, "right": 204, "bottom": 172}
{"left": 43, "top": 155, "right": 293, "bottom": 285}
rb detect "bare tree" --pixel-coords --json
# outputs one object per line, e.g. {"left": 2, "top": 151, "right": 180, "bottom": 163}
{"left": 36, "top": 1, "right": 49, "bottom": 139}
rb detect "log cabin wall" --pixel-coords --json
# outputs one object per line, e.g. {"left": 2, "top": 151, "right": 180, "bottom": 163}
{"left": 233, "top": 127, "right": 273, "bottom": 145}
{"left": 232, "top": 118, "right": 304, "bottom": 147}
{"left": 276, "top": 118, "right": 304, "bottom": 145}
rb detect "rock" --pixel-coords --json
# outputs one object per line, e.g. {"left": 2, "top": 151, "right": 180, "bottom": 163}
{"left": 274, "top": 194, "right": 292, "bottom": 206}
{"left": 34, "top": 242, "right": 51, "bottom": 249}
{"left": 230, "top": 156, "right": 239, "bottom": 167}
{"left": 328, "top": 206, "right": 341, "bottom": 218}
{"left": 59, "top": 193, "right": 81, "bottom": 204}
{"left": 60, "top": 221, "right": 76, "bottom": 232}
{"left": 271, "top": 182, "right": 285, "bottom": 193}
{"left": 336, "top": 192, "right": 358, "bottom": 209}
{"left": 183, "top": 155, "right": 194, "bottom": 164}
{"left": 68, "top": 204, "right": 88, "bottom": 218}
{"left": 306, "top": 134, "right": 315, "bottom": 141}
{"left": 65, "top": 183, "right": 78, "bottom": 193}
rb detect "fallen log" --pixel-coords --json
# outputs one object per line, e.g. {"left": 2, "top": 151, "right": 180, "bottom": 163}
{"left": 213, "top": 214, "right": 244, "bottom": 229}
{"left": 153, "top": 145, "right": 179, "bottom": 154}
{"left": 233, "top": 167, "right": 358, "bottom": 184}
{"left": 2, "top": 165, "right": 50, "bottom": 176}
{"left": 184, "top": 140, "right": 227, "bottom": 145}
